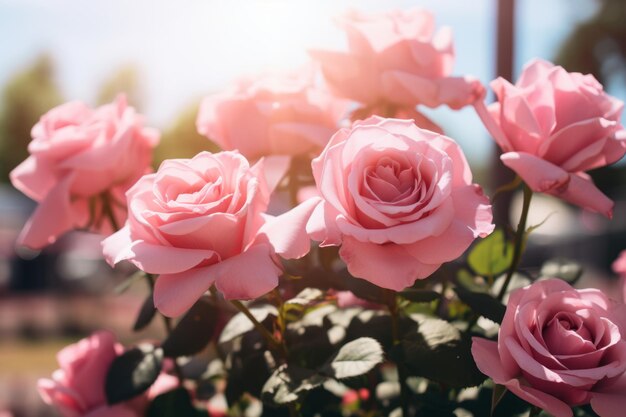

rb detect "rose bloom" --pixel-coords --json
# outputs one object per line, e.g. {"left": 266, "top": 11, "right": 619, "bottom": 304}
{"left": 10, "top": 95, "right": 159, "bottom": 249}
{"left": 305, "top": 116, "right": 494, "bottom": 290}
{"left": 474, "top": 59, "right": 626, "bottom": 217}
{"left": 38, "top": 331, "right": 177, "bottom": 417}
{"left": 196, "top": 69, "right": 346, "bottom": 161}
{"left": 310, "top": 8, "right": 484, "bottom": 111}
{"left": 472, "top": 279, "right": 626, "bottom": 417}
{"left": 103, "top": 151, "right": 315, "bottom": 317}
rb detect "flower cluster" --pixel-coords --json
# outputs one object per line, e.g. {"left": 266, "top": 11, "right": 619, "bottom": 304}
{"left": 9, "top": 6, "right": 626, "bottom": 417}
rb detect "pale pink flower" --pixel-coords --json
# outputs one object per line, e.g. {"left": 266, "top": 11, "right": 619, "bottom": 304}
{"left": 196, "top": 69, "right": 347, "bottom": 161}
{"left": 474, "top": 59, "right": 626, "bottom": 217}
{"left": 310, "top": 8, "right": 484, "bottom": 110}
{"left": 103, "top": 151, "right": 316, "bottom": 317}
{"left": 10, "top": 95, "right": 159, "bottom": 249}
{"left": 306, "top": 117, "right": 493, "bottom": 290}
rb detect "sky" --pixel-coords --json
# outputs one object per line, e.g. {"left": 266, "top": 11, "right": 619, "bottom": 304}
{"left": 0, "top": 0, "right": 605, "bottom": 163}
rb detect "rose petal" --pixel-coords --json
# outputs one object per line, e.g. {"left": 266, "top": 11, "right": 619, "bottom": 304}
{"left": 339, "top": 236, "right": 439, "bottom": 290}
{"left": 500, "top": 152, "right": 570, "bottom": 193}
{"left": 256, "top": 196, "right": 320, "bottom": 259}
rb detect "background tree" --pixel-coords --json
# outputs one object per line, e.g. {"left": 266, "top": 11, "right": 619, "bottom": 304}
{"left": 0, "top": 53, "right": 62, "bottom": 182}
{"left": 154, "top": 99, "right": 220, "bottom": 168}
{"left": 96, "top": 63, "right": 143, "bottom": 110}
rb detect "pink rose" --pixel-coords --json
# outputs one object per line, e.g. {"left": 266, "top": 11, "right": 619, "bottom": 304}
{"left": 10, "top": 95, "right": 159, "bottom": 249}
{"left": 472, "top": 279, "right": 626, "bottom": 417}
{"left": 196, "top": 69, "right": 346, "bottom": 160}
{"left": 310, "top": 8, "right": 484, "bottom": 110}
{"left": 37, "top": 331, "right": 176, "bottom": 417}
{"left": 103, "top": 151, "right": 315, "bottom": 317}
{"left": 474, "top": 59, "right": 626, "bottom": 217}
{"left": 306, "top": 116, "right": 494, "bottom": 290}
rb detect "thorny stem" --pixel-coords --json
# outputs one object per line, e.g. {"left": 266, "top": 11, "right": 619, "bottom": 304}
{"left": 497, "top": 184, "right": 533, "bottom": 301}
{"left": 384, "top": 289, "right": 411, "bottom": 417}
{"left": 100, "top": 191, "right": 120, "bottom": 232}
{"left": 144, "top": 274, "right": 185, "bottom": 386}
{"left": 229, "top": 299, "right": 288, "bottom": 359}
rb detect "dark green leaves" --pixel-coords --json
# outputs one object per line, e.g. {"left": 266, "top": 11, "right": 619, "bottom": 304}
{"left": 323, "top": 337, "right": 384, "bottom": 379}
{"left": 105, "top": 344, "right": 163, "bottom": 405}
{"left": 262, "top": 365, "right": 326, "bottom": 404}
{"left": 146, "top": 388, "right": 204, "bottom": 417}
{"left": 219, "top": 304, "right": 277, "bottom": 344}
{"left": 454, "top": 286, "right": 506, "bottom": 324}
{"left": 468, "top": 230, "right": 513, "bottom": 277}
{"left": 262, "top": 338, "right": 383, "bottom": 406}
{"left": 162, "top": 299, "right": 218, "bottom": 357}
{"left": 133, "top": 293, "right": 157, "bottom": 331}
{"left": 540, "top": 258, "right": 583, "bottom": 283}
{"left": 399, "top": 289, "right": 440, "bottom": 303}
{"left": 401, "top": 315, "right": 486, "bottom": 388}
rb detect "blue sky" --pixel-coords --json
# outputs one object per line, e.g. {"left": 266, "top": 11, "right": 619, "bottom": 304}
{"left": 0, "top": 0, "right": 606, "bottom": 163}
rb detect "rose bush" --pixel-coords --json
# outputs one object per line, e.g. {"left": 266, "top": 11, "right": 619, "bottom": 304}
{"left": 38, "top": 331, "right": 176, "bottom": 417}
{"left": 310, "top": 8, "right": 484, "bottom": 112}
{"left": 474, "top": 59, "right": 626, "bottom": 217}
{"left": 102, "top": 151, "right": 315, "bottom": 317}
{"left": 472, "top": 279, "right": 626, "bottom": 417}
{"left": 10, "top": 95, "right": 159, "bottom": 249}
{"left": 196, "top": 69, "right": 346, "bottom": 160}
{"left": 306, "top": 116, "right": 494, "bottom": 290}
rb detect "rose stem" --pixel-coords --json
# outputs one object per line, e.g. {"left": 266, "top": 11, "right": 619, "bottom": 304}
{"left": 230, "top": 298, "right": 298, "bottom": 417}
{"left": 229, "top": 299, "right": 288, "bottom": 358}
{"left": 145, "top": 273, "right": 185, "bottom": 386}
{"left": 497, "top": 184, "right": 533, "bottom": 301}
{"left": 101, "top": 191, "right": 120, "bottom": 232}
{"left": 384, "top": 289, "right": 412, "bottom": 417}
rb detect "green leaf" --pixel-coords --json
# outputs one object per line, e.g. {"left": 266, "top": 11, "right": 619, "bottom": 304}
{"left": 323, "top": 337, "right": 384, "bottom": 379}
{"left": 114, "top": 271, "right": 145, "bottom": 294}
{"left": 540, "top": 258, "right": 583, "bottom": 284}
{"left": 162, "top": 299, "right": 218, "bottom": 357}
{"left": 105, "top": 344, "right": 163, "bottom": 405}
{"left": 454, "top": 286, "right": 506, "bottom": 324}
{"left": 402, "top": 315, "right": 486, "bottom": 388}
{"left": 337, "top": 269, "right": 387, "bottom": 304}
{"left": 468, "top": 230, "right": 514, "bottom": 278}
{"left": 133, "top": 293, "right": 156, "bottom": 332}
{"left": 399, "top": 289, "right": 440, "bottom": 303}
{"left": 262, "top": 364, "right": 326, "bottom": 405}
{"left": 218, "top": 304, "right": 277, "bottom": 344}
{"left": 147, "top": 387, "right": 203, "bottom": 417}
{"left": 286, "top": 288, "right": 324, "bottom": 306}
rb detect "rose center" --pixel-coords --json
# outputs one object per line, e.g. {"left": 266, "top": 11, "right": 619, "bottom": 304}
{"left": 364, "top": 156, "right": 419, "bottom": 203}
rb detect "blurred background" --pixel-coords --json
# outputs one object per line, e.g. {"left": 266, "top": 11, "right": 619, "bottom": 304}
{"left": 0, "top": 0, "right": 625, "bottom": 415}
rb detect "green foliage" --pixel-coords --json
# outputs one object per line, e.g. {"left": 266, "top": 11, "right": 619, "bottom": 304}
{"left": 399, "top": 289, "right": 441, "bottom": 303}
{"left": 468, "top": 230, "right": 514, "bottom": 278}
{"left": 219, "top": 304, "right": 277, "bottom": 344}
{"left": 454, "top": 286, "right": 506, "bottom": 324}
{"left": 105, "top": 344, "right": 163, "bottom": 405}
{"left": 540, "top": 258, "right": 583, "bottom": 284}
{"left": 133, "top": 292, "right": 157, "bottom": 331}
{"left": 401, "top": 315, "right": 486, "bottom": 389}
{"left": 96, "top": 64, "right": 143, "bottom": 109}
{"left": 147, "top": 388, "right": 205, "bottom": 417}
{"left": 323, "top": 337, "right": 383, "bottom": 380}
{"left": 0, "top": 53, "right": 62, "bottom": 182}
{"left": 161, "top": 299, "right": 218, "bottom": 357}
{"left": 154, "top": 100, "right": 220, "bottom": 167}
